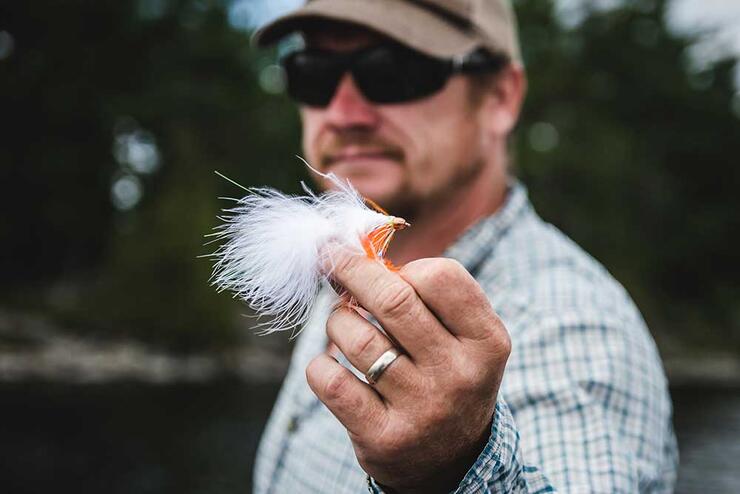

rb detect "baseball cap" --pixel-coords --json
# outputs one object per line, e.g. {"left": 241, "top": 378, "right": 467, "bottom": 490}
{"left": 253, "top": 0, "right": 522, "bottom": 62}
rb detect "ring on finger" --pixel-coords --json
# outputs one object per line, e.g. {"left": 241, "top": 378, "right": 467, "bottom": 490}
{"left": 365, "top": 348, "right": 401, "bottom": 385}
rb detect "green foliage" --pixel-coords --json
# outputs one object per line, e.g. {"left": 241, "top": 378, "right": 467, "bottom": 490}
{"left": 514, "top": 0, "right": 740, "bottom": 352}
{"left": 0, "top": 0, "right": 302, "bottom": 350}
{"left": 0, "top": 0, "right": 737, "bottom": 353}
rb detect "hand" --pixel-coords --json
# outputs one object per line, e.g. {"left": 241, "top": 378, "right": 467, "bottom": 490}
{"left": 306, "top": 251, "right": 511, "bottom": 493}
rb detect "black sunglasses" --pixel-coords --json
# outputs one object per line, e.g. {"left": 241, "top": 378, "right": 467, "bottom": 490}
{"left": 280, "top": 43, "right": 508, "bottom": 107}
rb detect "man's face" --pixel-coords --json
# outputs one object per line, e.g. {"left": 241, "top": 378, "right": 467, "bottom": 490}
{"left": 299, "top": 28, "right": 492, "bottom": 219}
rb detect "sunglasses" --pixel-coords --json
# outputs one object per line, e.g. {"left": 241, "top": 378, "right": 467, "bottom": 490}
{"left": 280, "top": 43, "right": 508, "bottom": 107}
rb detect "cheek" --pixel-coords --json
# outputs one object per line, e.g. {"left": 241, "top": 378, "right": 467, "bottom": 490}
{"left": 414, "top": 114, "right": 480, "bottom": 173}
{"left": 392, "top": 94, "right": 480, "bottom": 169}
{"left": 381, "top": 111, "right": 428, "bottom": 167}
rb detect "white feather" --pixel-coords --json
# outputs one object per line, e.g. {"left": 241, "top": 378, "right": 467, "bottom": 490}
{"left": 209, "top": 170, "right": 393, "bottom": 334}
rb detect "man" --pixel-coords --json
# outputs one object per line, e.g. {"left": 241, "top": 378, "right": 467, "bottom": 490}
{"left": 251, "top": 1, "right": 678, "bottom": 492}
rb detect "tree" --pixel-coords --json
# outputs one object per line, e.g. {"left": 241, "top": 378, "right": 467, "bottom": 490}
{"left": 1, "top": 0, "right": 737, "bottom": 354}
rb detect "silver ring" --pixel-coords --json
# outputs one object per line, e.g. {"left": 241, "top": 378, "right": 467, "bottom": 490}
{"left": 365, "top": 348, "right": 400, "bottom": 385}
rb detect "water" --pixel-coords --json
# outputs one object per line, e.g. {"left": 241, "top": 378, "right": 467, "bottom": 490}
{"left": 0, "top": 382, "right": 737, "bottom": 493}
{"left": 0, "top": 380, "right": 278, "bottom": 494}
{"left": 672, "top": 386, "right": 740, "bottom": 493}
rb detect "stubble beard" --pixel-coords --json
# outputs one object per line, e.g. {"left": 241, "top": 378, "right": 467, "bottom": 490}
{"left": 385, "top": 154, "right": 487, "bottom": 225}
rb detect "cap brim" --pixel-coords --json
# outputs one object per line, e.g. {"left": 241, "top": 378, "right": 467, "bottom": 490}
{"left": 253, "top": 0, "right": 479, "bottom": 58}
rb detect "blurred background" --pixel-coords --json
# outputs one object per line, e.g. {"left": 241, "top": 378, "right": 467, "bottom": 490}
{"left": 0, "top": 0, "right": 738, "bottom": 492}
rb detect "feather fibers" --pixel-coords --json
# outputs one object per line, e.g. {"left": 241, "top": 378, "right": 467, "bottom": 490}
{"left": 208, "top": 169, "right": 403, "bottom": 334}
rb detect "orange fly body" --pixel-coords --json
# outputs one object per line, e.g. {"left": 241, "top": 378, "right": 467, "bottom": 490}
{"left": 361, "top": 199, "right": 410, "bottom": 271}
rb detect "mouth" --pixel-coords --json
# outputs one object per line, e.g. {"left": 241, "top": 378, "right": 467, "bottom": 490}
{"left": 324, "top": 147, "right": 402, "bottom": 167}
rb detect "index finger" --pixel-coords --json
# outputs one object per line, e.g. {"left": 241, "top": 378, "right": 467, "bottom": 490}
{"left": 327, "top": 246, "right": 455, "bottom": 363}
{"left": 399, "top": 258, "right": 507, "bottom": 343}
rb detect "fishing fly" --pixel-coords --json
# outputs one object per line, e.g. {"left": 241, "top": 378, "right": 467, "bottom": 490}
{"left": 207, "top": 162, "right": 409, "bottom": 335}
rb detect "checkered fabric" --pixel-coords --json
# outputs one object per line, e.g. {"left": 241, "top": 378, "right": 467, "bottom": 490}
{"left": 253, "top": 181, "right": 678, "bottom": 493}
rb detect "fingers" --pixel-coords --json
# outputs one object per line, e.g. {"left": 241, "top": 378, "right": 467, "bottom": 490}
{"left": 327, "top": 308, "right": 416, "bottom": 399}
{"left": 327, "top": 247, "right": 455, "bottom": 362}
{"left": 399, "top": 258, "right": 508, "bottom": 344}
{"left": 306, "top": 353, "right": 387, "bottom": 437}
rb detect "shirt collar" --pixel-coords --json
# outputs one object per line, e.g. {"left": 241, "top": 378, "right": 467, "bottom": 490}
{"left": 443, "top": 179, "right": 531, "bottom": 274}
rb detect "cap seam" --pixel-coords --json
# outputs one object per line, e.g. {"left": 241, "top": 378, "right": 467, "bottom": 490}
{"left": 407, "top": 0, "right": 475, "bottom": 33}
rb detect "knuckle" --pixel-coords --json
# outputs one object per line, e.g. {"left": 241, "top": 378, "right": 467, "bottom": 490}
{"left": 332, "top": 249, "right": 361, "bottom": 279}
{"left": 374, "top": 281, "right": 417, "bottom": 319}
{"left": 473, "top": 315, "right": 512, "bottom": 360}
{"left": 484, "top": 322, "right": 512, "bottom": 360}
{"left": 400, "top": 257, "right": 435, "bottom": 277}
{"left": 348, "top": 326, "right": 381, "bottom": 360}
{"left": 323, "top": 366, "right": 352, "bottom": 401}
{"left": 402, "top": 257, "right": 446, "bottom": 281}
{"left": 402, "top": 257, "right": 470, "bottom": 291}
{"left": 422, "top": 260, "right": 453, "bottom": 287}
{"left": 434, "top": 257, "right": 466, "bottom": 278}
{"left": 498, "top": 330, "right": 512, "bottom": 358}
{"left": 432, "top": 258, "right": 466, "bottom": 282}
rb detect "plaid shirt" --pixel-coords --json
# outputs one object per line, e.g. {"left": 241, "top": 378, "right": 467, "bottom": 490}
{"left": 253, "top": 181, "right": 678, "bottom": 493}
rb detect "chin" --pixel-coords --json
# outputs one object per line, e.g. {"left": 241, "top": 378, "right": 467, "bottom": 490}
{"left": 358, "top": 186, "right": 412, "bottom": 216}
{"left": 326, "top": 167, "right": 404, "bottom": 206}
{"left": 339, "top": 176, "right": 395, "bottom": 203}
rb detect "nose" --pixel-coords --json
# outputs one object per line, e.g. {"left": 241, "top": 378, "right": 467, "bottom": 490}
{"left": 324, "top": 74, "right": 380, "bottom": 130}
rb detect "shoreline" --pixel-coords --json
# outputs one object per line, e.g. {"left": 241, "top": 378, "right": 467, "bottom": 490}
{"left": 2, "top": 336, "right": 739, "bottom": 387}
{"left": 2, "top": 310, "right": 738, "bottom": 386}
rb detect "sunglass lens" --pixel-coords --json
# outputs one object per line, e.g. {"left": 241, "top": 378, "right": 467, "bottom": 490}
{"left": 354, "top": 46, "right": 450, "bottom": 104}
{"left": 282, "top": 51, "right": 343, "bottom": 107}
{"left": 281, "top": 45, "right": 453, "bottom": 106}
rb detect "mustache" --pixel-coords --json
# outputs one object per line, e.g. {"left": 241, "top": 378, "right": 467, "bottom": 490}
{"left": 319, "top": 130, "right": 404, "bottom": 166}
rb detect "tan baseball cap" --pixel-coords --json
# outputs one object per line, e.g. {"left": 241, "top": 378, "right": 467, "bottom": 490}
{"left": 253, "top": 0, "right": 521, "bottom": 62}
